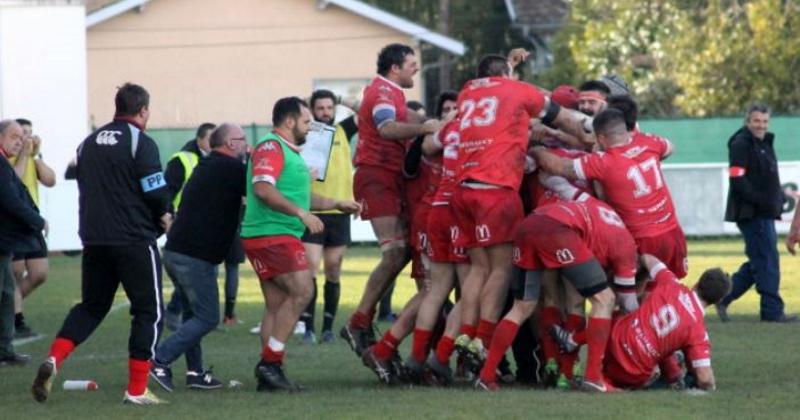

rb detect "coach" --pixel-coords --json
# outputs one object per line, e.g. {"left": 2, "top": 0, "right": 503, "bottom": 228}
{"left": 720, "top": 104, "right": 796, "bottom": 323}
{"left": 32, "top": 83, "right": 172, "bottom": 405}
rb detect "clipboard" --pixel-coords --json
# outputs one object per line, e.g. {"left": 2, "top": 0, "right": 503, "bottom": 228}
{"left": 300, "top": 121, "right": 336, "bottom": 181}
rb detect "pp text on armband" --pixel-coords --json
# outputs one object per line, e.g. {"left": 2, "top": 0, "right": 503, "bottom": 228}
{"left": 140, "top": 171, "right": 166, "bottom": 192}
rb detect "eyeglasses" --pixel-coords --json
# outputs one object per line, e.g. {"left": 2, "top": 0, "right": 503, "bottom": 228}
{"left": 231, "top": 137, "right": 247, "bottom": 142}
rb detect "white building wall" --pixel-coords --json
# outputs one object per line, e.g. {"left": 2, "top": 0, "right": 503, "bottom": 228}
{"left": 0, "top": 1, "right": 88, "bottom": 250}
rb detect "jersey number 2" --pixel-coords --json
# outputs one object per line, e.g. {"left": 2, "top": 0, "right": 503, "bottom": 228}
{"left": 460, "top": 97, "right": 499, "bottom": 130}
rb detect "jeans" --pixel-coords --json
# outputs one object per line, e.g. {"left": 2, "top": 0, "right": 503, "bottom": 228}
{"left": 155, "top": 250, "right": 219, "bottom": 371}
{"left": 721, "top": 217, "right": 785, "bottom": 320}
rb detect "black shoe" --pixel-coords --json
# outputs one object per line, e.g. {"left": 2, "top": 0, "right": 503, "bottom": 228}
{"left": 149, "top": 360, "right": 174, "bottom": 392}
{"left": 423, "top": 353, "right": 453, "bottom": 386}
{"left": 497, "top": 356, "right": 516, "bottom": 384}
{"left": 14, "top": 322, "right": 37, "bottom": 339}
{"left": 715, "top": 303, "right": 730, "bottom": 323}
{"left": 340, "top": 324, "right": 377, "bottom": 357}
{"left": 763, "top": 314, "right": 798, "bottom": 323}
{"left": 0, "top": 352, "right": 30, "bottom": 367}
{"left": 549, "top": 324, "right": 579, "bottom": 354}
{"left": 361, "top": 347, "right": 395, "bottom": 385}
{"left": 402, "top": 356, "right": 424, "bottom": 385}
{"left": 186, "top": 368, "right": 223, "bottom": 390}
{"left": 255, "top": 361, "right": 304, "bottom": 392}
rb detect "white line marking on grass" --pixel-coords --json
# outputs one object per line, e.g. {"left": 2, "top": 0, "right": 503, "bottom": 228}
{"left": 110, "top": 300, "right": 131, "bottom": 313}
{"left": 13, "top": 334, "right": 45, "bottom": 347}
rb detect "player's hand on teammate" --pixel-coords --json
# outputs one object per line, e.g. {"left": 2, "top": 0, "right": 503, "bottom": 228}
{"left": 335, "top": 200, "right": 362, "bottom": 217}
{"left": 507, "top": 48, "right": 530, "bottom": 68}
{"left": 422, "top": 118, "right": 442, "bottom": 135}
{"left": 298, "top": 209, "right": 324, "bottom": 234}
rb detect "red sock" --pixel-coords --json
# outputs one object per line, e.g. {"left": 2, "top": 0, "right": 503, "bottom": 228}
{"left": 436, "top": 335, "right": 455, "bottom": 365}
{"left": 584, "top": 317, "right": 612, "bottom": 383}
{"left": 459, "top": 323, "right": 477, "bottom": 339}
{"left": 559, "top": 314, "right": 585, "bottom": 379}
{"left": 573, "top": 330, "right": 587, "bottom": 345}
{"left": 261, "top": 346, "right": 285, "bottom": 364}
{"left": 476, "top": 319, "right": 497, "bottom": 349}
{"left": 127, "top": 358, "right": 150, "bottom": 396}
{"left": 411, "top": 328, "right": 432, "bottom": 364}
{"left": 48, "top": 337, "right": 76, "bottom": 369}
{"left": 372, "top": 331, "right": 399, "bottom": 361}
{"left": 659, "top": 353, "right": 684, "bottom": 383}
{"left": 479, "top": 319, "right": 519, "bottom": 384}
{"left": 538, "top": 306, "right": 562, "bottom": 363}
{"left": 350, "top": 310, "right": 371, "bottom": 329}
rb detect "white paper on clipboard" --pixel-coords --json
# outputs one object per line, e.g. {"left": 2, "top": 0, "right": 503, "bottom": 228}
{"left": 300, "top": 121, "right": 336, "bottom": 181}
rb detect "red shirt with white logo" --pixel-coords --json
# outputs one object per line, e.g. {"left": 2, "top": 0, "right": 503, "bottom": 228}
{"left": 609, "top": 265, "right": 711, "bottom": 378}
{"left": 534, "top": 196, "right": 637, "bottom": 278}
{"left": 432, "top": 119, "right": 460, "bottom": 205}
{"left": 355, "top": 76, "right": 409, "bottom": 172}
{"left": 456, "top": 77, "right": 546, "bottom": 190}
{"left": 572, "top": 133, "right": 678, "bottom": 239}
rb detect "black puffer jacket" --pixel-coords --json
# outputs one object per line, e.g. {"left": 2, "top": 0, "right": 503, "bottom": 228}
{"left": 724, "top": 127, "right": 784, "bottom": 222}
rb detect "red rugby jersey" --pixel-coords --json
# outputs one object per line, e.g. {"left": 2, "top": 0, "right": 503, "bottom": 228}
{"left": 355, "top": 76, "right": 409, "bottom": 171}
{"left": 455, "top": 77, "right": 546, "bottom": 190}
{"left": 609, "top": 265, "right": 711, "bottom": 378}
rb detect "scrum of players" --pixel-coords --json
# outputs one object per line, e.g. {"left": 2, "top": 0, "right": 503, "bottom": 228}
{"left": 343, "top": 44, "right": 732, "bottom": 393}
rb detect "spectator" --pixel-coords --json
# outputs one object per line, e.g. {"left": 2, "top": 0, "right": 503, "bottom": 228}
{"left": 10, "top": 118, "right": 55, "bottom": 338}
{"left": 149, "top": 123, "right": 247, "bottom": 392}
{"left": 718, "top": 103, "right": 797, "bottom": 323}
{"left": 1, "top": 119, "right": 46, "bottom": 367}
{"left": 163, "top": 122, "right": 216, "bottom": 331}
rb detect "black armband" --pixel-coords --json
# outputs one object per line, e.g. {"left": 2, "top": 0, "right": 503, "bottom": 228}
{"left": 540, "top": 100, "right": 562, "bottom": 127}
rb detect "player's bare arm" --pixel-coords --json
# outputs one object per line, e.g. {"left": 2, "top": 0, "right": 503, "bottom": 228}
{"left": 378, "top": 119, "right": 439, "bottom": 141}
{"left": 254, "top": 181, "right": 324, "bottom": 233}
{"left": 311, "top": 193, "right": 362, "bottom": 216}
{"left": 786, "top": 205, "right": 800, "bottom": 255}
{"left": 694, "top": 366, "right": 716, "bottom": 391}
{"left": 531, "top": 146, "right": 578, "bottom": 180}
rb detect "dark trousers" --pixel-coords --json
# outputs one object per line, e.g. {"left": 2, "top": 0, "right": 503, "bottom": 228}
{"left": 0, "top": 254, "right": 16, "bottom": 357}
{"left": 721, "top": 218, "right": 785, "bottom": 320}
{"left": 57, "top": 244, "right": 164, "bottom": 360}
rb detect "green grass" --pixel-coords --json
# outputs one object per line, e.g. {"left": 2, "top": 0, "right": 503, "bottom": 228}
{"left": 2, "top": 240, "right": 799, "bottom": 419}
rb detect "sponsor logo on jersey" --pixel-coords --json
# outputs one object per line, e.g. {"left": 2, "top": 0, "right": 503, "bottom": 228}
{"left": 476, "top": 224, "right": 491, "bottom": 242}
{"left": 555, "top": 248, "right": 575, "bottom": 264}
{"left": 96, "top": 130, "right": 121, "bottom": 145}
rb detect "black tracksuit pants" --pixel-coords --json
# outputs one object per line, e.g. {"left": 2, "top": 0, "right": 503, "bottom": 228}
{"left": 57, "top": 244, "right": 164, "bottom": 361}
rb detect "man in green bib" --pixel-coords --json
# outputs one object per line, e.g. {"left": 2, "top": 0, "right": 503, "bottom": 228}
{"left": 242, "top": 97, "right": 360, "bottom": 392}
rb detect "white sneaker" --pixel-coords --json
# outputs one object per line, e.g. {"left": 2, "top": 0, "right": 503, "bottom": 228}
{"left": 249, "top": 323, "right": 262, "bottom": 335}
{"left": 293, "top": 321, "right": 306, "bottom": 335}
{"left": 123, "top": 388, "right": 167, "bottom": 405}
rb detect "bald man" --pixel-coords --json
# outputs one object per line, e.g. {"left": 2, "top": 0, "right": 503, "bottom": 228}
{"left": 150, "top": 123, "right": 248, "bottom": 392}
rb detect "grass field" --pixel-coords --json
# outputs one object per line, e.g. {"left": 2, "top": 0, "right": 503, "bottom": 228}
{"left": 2, "top": 239, "right": 799, "bottom": 419}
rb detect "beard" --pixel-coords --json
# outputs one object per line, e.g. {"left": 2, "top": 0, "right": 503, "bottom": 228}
{"left": 318, "top": 116, "right": 335, "bottom": 126}
{"left": 294, "top": 127, "right": 307, "bottom": 146}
